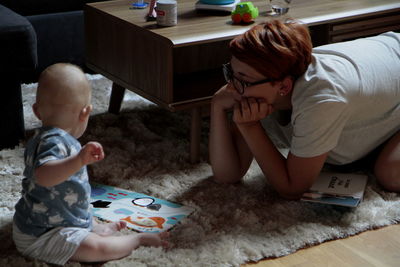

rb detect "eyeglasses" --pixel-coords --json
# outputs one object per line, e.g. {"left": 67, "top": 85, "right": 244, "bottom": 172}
{"left": 222, "top": 63, "right": 275, "bottom": 95}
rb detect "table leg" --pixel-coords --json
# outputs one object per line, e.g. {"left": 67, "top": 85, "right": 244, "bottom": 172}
{"left": 190, "top": 107, "right": 202, "bottom": 163}
{"left": 108, "top": 83, "right": 125, "bottom": 114}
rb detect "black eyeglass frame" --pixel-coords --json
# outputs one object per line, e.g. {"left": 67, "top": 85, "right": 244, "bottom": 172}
{"left": 222, "top": 63, "right": 275, "bottom": 94}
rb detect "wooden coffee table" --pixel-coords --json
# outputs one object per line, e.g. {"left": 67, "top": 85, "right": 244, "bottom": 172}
{"left": 85, "top": 0, "right": 399, "bottom": 162}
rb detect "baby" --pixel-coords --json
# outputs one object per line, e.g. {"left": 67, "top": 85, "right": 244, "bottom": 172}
{"left": 13, "top": 63, "right": 168, "bottom": 265}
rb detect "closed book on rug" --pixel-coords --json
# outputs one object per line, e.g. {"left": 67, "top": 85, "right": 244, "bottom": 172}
{"left": 301, "top": 172, "right": 368, "bottom": 207}
{"left": 90, "top": 183, "right": 194, "bottom": 232}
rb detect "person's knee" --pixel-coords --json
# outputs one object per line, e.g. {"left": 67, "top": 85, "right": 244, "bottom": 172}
{"left": 374, "top": 161, "right": 400, "bottom": 192}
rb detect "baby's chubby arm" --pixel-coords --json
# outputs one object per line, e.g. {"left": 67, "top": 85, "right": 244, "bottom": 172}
{"left": 79, "top": 141, "right": 105, "bottom": 165}
{"left": 35, "top": 141, "right": 105, "bottom": 187}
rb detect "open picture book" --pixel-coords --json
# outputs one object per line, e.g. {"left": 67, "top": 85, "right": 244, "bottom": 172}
{"left": 90, "top": 183, "right": 194, "bottom": 233}
{"left": 301, "top": 172, "right": 368, "bottom": 207}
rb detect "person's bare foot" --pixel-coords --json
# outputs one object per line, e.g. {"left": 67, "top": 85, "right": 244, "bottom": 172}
{"left": 92, "top": 220, "right": 127, "bottom": 236}
{"left": 138, "top": 231, "right": 170, "bottom": 248}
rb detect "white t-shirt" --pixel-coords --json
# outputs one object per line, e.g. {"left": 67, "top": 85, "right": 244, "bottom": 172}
{"left": 262, "top": 31, "right": 400, "bottom": 165}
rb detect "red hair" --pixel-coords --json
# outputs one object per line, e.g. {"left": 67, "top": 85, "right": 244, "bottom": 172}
{"left": 229, "top": 19, "right": 312, "bottom": 80}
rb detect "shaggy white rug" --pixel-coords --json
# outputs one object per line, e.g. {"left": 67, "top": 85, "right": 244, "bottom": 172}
{"left": 1, "top": 74, "right": 400, "bottom": 267}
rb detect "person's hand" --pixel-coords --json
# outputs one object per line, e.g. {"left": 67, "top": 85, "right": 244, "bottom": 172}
{"left": 212, "top": 83, "right": 241, "bottom": 111}
{"left": 233, "top": 97, "right": 273, "bottom": 126}
{"left": 79, "top": 141, "right": 105, "bottom": 165}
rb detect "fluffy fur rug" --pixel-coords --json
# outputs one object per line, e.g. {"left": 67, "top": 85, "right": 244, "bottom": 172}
{"left": 1, "top": 75, "right": 400, "bottom": 266}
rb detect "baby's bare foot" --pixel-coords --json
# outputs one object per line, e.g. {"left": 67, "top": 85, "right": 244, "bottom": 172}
{"left": 93, "top": 220, "right": 127, "bottom": 236}
{"left": 138, "top": 231, "right": 170, "bottom": 248}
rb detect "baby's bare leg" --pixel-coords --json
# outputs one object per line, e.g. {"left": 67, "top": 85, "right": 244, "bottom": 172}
{"left": 92, "top": 218, "right": 127, "bottom": 236}
{"left": 70, "top": 231, "right": 169, "bottom": 263}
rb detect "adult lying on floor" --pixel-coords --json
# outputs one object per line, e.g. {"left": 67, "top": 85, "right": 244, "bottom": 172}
{"left": 209, "top": 19, "right": 400, "bottom": 198}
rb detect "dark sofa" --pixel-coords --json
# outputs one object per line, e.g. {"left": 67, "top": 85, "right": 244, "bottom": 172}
{"left": 0, "top": 0, "right": 109, "bottom": 149}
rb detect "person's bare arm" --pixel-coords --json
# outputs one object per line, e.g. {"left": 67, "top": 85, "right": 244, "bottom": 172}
{"left": 209, "top": 84, "right": 253, "bottom": 183}
{"left": 234, "top": 98, "right": 327, "bottom": 198}
{"left": 35, "top": 141, "right": 104, "bottom": 187}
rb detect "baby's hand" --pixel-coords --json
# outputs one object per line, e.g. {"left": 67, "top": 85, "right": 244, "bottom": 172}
{"left": 80, "top": 141, "right": 105, "bottom": 165}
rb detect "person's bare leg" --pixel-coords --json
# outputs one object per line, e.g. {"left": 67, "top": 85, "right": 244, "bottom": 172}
{"left": 92, "top": 218, "right": 127, "bottom": 236}
{"left": 70, "top": 231, "right": 169, "bottom": 263}
{"left": 374, "top": 130, "right": 400, "bottom": 192}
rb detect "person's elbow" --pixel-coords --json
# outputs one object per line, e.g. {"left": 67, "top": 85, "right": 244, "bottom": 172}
{"left": 277, "top": 191, "right": 303, "bottom": 200}
{"left": 211, "top": 168, "right": 243, "bottom": 184}
{"left": 274, "top": 184, "right": 309, "bottom": 200}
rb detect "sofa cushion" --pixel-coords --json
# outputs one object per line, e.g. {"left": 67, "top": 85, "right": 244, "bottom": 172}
{"left": 24, "top": 10, "right": 85, "bottom": 82}
{"left": 0, "top": 4, "right": 37, "bottom": 71}
{"left": 0, "top": 0, "right": 111, "bottom": 16}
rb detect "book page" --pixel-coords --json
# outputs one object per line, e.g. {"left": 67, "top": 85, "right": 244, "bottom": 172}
{"left": 90, "top": 183, "right": 194, "bottom": 233}
{"left": 307, "top": 172, "right": 368, "bottom": 198}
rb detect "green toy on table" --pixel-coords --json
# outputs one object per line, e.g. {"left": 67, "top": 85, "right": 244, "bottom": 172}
{"left": 231, "top": 1, "right": 259, "bottom": 24}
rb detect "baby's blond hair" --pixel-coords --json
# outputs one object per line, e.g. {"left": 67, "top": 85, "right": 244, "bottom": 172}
{"left": 35, "top": 63, "right": 91, "bottom": 126}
